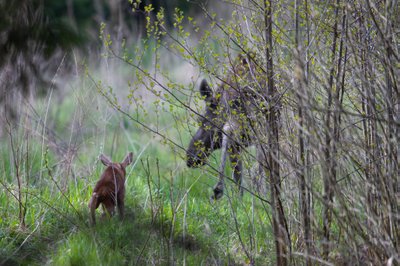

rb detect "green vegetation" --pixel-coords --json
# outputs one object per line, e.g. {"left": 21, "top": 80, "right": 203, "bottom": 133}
{"left": 1, "top": 0, "right": 399, "bottom": 265}
{"left": 0, "top": 72, "right": 275, "bottom": 265}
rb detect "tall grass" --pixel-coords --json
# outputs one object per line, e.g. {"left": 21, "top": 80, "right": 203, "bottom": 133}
{"left": 0, "top": 61, "right": 276, "bottom": 265}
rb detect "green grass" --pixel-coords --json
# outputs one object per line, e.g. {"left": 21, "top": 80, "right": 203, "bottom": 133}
{"left": 0, "top": 70, "right": 276, "bottom": 266}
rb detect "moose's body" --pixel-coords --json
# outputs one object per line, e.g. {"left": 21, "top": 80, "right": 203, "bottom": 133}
{"left": 89, "top": 153, "right": 133, "bottom": 225}
{"left": 186, "top": 54, "right": 265, "bottom": 199}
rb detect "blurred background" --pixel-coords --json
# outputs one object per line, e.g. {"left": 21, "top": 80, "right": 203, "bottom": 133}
{"left": 0, "top": 0, "right": 217, "bottom": 118}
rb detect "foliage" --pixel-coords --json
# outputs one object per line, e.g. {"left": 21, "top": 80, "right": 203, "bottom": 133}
{"left": 1, "top": 0, "right": 399, "bottom": 265}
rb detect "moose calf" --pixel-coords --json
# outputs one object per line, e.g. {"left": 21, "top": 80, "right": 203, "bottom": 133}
{"left": 88, "top": 152, "right": 133, "bottom": 225}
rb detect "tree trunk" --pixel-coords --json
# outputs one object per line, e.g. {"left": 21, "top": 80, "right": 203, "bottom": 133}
{"left": 322, "top": 0, "right": 342, "bottom": 259}
{"left": 264, "top": 1, "right": 290, "bottom": 265}
{"left": 295, "top": 0, "right": 311, "bottom": 264}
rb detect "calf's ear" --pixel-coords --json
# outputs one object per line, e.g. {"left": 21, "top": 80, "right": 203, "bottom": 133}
{"left": 100, "top": 154, "right": 112, "bottom": 166}
{"left": 199, "top": 79, "right": 212, "bottom": 100}
{"left": 121, "top": 152, "right": 134, "bottom": 168}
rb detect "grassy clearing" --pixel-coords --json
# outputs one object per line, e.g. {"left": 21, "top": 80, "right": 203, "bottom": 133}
{"left": 0, "top": 68, "right": 275, "bottom": 265}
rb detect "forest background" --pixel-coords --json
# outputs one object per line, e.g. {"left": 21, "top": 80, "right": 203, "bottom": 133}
{"left": 0, "top": 0, "right": 399, "bottom": 265}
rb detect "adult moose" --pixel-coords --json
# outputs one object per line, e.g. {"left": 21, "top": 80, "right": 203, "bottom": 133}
{"left": 186, "top": 53, "right": 266, "bottom": 200}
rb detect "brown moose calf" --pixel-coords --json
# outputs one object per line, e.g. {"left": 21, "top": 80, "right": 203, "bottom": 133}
{"left": 88, "top": 152, "right": 133, "bottom": 225}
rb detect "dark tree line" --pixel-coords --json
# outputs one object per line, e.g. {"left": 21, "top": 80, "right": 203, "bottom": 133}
{"left": 0, "top": 0, "right": 208, "bottom": 120}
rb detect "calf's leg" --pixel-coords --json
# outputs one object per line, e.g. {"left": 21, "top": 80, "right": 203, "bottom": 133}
{"left": 117, "top": 190, "right": 125, "bottom": 220}
{"left": 89, "top": 193, "right": 100, "bottom": 225}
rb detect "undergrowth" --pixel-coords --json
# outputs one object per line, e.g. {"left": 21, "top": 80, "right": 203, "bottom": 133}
{"left": 0, "top": 76, "right": 275, "bottom": 265}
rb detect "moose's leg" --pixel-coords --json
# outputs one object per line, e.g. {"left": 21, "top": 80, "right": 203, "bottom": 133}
{"left": 230, "top": 151, "right": 243, "bottom": 196}
{"left": 213, "top": 133, "right": 228, "bottom": 200}
{"left": 213, "top": 121, "right": 238, "bottom": 200}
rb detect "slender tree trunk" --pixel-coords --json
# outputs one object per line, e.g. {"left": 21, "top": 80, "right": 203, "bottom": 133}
{"left": 264, "top": 1, "right": 290, "bottom": 265}
{"left": 358, "top": 7, "right": 376, "bottom": 221}
{"left": 333, "top": 5, "right": 347, "bottom": 146}
{"left": 322, "top": 0, "right": 340, "bottom": 259}
{"left": 364, "top": 0, "right": 383, "bottom": 230}
{"left": 295, "top": 0, "right": 311, "bottom": 264}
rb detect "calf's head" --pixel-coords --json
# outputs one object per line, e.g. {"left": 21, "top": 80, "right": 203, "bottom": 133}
{"left": 99, "top": 152, "right": 133, "bottom": 177}
{"left": 186, "top": 79, "right": 223, "bottom": 168}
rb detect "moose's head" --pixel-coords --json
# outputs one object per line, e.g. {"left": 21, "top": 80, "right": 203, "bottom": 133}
{"left": 186, "top": 79, "right": 224, "bottom": 168}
